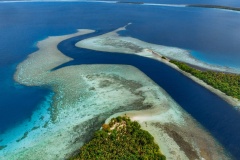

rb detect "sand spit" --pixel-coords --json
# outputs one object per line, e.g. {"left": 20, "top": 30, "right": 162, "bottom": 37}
{"left": 1, "top": 29, "right": 230, "bottom": 159}
{"left": 106, "top": 105, "right": 231, "bottom": 160}
{"left": 138, "top": 49, "right": 240, "bottom": 108}
{"left": 75, "top": 26, "right": 240, "bottom": 108}
{"left": 159, "top": 57, "right": 240, "bottom": 108}
{"left": 75, "top": 25, "right": 240, "bottom": 74}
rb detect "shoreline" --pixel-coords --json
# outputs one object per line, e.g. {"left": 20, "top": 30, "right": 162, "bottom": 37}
{"left": 143, "top": 49, "right": 240, "bottom": 108}
{"left": 105, "top": 105, "right": 231, "bottom": 160}
{"left": 187, "top": 4, "right": 240, "bottom": 12}
{"left": 75, "top": 26, "right": 240, "bottom": 108}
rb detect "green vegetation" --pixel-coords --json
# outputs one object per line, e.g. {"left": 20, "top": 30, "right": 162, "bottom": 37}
{"left": 187, "top": 4, "right": 240, "bottom": 12}
{"left": 161, "top": 56, "right": 167, "bottom": 60}
{"left": 70, "top": 116, "right": 166, "bottom": 160}
{"left": 170, "top": 60, "right": 240, "bottom": 100}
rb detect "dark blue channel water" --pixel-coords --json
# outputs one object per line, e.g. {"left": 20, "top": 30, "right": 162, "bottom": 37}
{"left": 0, "top": 2, "right": 240, "bottom": 159}
{"left": 57, "top": 30, "right": 240, "bottom": 159}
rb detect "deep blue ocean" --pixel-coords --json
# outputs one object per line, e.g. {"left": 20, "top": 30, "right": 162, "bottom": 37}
{"left": 0, "top": 1, "right": 240, "bottom": 159}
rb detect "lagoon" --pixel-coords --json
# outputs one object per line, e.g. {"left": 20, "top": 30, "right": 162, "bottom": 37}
{"left": 0, "top": 1, "right": 240, "bottom": 159}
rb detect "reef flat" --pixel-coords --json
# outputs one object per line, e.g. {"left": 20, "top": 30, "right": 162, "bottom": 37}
{"left": 76, "top": 24, "right": 240, "bottom": 74}
{"left": 75, "top": 24, "right": 240, "bottom": 108}
{"left": 0, "top": 29, "right": 230, "bottom": 159}
{"left": 6, "top": 30, "right": 161, "bottom": 159}
{"left": 106, "top": 97, "right": 231, "bottom": 160}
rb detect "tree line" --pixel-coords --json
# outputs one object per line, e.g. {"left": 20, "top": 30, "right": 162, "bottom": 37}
{"left": 70, "top": 116, "right": 166, "bottom": 160}
{"left": 170, "top": 60, "right": 240, "bottom": 100}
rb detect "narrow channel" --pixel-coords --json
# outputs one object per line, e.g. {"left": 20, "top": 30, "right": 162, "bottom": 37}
{"left": 57, "top": 30, "right": 240, "bottom": 159}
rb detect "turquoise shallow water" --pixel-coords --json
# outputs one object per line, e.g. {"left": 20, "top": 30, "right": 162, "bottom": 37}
{"left": 57, "top": 30, "right": 240, "bottom": 159}
{"left": 0, "top": 1, "right": 240, "bottom": 159}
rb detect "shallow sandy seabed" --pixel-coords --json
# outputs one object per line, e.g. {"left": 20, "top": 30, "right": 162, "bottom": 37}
{"left": 0, "top": 29, "right": 231, "bottom": 159}
{"left": 76, "top": 24, "right": 240, "bottom": 108}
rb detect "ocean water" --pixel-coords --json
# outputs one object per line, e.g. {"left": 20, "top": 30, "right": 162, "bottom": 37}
{"left": 0, "top": 1, "right": 240, "bottom": 159}
{"left": 110, "top": 0, "right": 240, "bottom": 7}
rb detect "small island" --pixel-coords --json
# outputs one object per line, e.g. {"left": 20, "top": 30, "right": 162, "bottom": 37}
{"left": 170, "top": 60, "right": 240, "bottom": 101}
{"left": 187, "top": 4, "right": 240, "bottom": 12}
{"left": 75, "top": 25, "right": 240, "bottom": 108}
{"left": 70, "top": 116, "right": 166, "bottom": 160}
